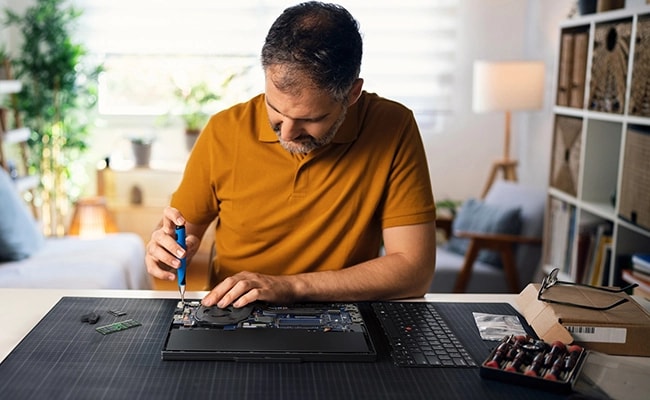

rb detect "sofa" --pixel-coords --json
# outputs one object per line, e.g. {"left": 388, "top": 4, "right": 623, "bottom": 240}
{"left": 0, "top": 168, "right": 152, "bottom": 289}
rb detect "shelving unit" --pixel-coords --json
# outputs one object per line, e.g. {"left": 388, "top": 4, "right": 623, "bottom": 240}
{"left": 542, "top": 5, "right": 650, "bottom": 287}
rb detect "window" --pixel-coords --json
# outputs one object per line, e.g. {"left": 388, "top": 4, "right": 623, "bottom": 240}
{"left": 74, "top": 0, "right": 458, "bottom": 135}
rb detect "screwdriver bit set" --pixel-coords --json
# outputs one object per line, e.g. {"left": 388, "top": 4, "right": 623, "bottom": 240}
{"left": 479, "top": 334, "right": 587, "bottom": 393}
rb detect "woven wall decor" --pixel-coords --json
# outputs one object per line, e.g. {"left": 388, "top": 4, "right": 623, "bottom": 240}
{"left": 588, "top": 19, "right": 632, "bottom": 114}
{"left": 551, "top": 116, "right": 582, "bottom": 197}
{"left": 629, "top": 14, "right": 650, "bottom": 117}
{"left": 619, "top": 126, "right": 650, "bottom": 230}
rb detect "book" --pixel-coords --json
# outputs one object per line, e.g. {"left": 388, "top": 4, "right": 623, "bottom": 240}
{"left": 581, "top": 221, "right": 612, "bottom": 284}
{"left": 613, "top": 254, "right": 634, "bottom": 288}
{"left": 622, "top": 269, "right": 650, "bottom": 293}
{"left": 599, "top": 243, "right": 613, "bottom": 286}
{"left": 589, "top": 238, "right": 612, "bottom": 286}
{"left": 575, "top": 218, "right": 606, "bottom": 283}
{"left": 632, "top": 254, "right": 650, "bottom": 275}
{"left": 575, "top": 229, "right": 592, "bottom": 284}
{"left": 586, "top": 227, "right": 613, "bottom": 286}
{"left": 564, "top": 206, "right": 577, "bottom": 274}
{"left": 546, "top": 198, "right": 572, "bottom": 272}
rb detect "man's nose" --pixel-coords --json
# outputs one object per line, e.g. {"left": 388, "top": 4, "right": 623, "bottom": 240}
{"left": 279, "top": 119, "right": 303, "bottom": 141}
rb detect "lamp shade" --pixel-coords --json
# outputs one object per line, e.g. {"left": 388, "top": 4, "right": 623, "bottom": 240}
{"left": 472, "top": 61, "right": 545, "bottom": 112}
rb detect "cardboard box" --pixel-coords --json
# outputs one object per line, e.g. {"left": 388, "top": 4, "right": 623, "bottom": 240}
{"left": 516, "top": 283, "right": 650, "bottom": 356}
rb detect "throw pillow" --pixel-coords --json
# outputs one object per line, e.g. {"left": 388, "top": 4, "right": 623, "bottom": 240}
{"left": 0, "top": 169, "right": 45, "bottom": 261}
{"left": 446, "top": 198, "right": 522, "bottom": 267}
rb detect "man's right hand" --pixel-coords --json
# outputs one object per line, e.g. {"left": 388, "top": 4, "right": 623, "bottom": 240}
{"left": 145, "top": 206, "right": 200, "bottom": 281}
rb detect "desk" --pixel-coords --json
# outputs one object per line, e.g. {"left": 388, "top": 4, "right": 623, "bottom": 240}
{"left": 0, "top": 289, "right": 502, "bottom": 363}
{"left": 1, "top": 289, "right": 648, "bottom": 399}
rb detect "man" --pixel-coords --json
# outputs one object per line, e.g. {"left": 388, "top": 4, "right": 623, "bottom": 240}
{"left": 145, "top": 1, "right": 437, "bottom": 308}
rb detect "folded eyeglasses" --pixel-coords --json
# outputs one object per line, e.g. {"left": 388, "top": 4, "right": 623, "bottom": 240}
{"left": 537, "top": 268, "right": 638, "bottom": 311}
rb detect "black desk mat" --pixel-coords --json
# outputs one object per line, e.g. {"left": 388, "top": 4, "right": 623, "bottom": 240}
{"left": 0, "top": 297, "right": 568, "bottom": 400}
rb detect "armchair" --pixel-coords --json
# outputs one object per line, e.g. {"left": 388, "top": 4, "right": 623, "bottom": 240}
{"left": 430, "top": 180, "right": 546, "bottom": 293}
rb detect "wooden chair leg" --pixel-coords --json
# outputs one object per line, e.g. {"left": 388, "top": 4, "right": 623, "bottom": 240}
{"left": 499, "top": 245, "right": 520, "bottom": 292}
{"left": 453, "top": 239, "right": 480, "bottom": 293}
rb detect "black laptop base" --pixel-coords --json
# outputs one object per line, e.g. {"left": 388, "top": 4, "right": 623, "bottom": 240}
{"left": 161, "top": 300, "right": 378, "bottom": 362}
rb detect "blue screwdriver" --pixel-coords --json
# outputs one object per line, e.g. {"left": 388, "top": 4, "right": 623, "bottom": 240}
{"left": 175, "top": 225, "right": 187, "bottom": 305}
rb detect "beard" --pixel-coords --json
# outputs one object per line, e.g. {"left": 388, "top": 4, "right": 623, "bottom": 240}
{"left": 273, "top": 109, "right": 346, "bottom": 154}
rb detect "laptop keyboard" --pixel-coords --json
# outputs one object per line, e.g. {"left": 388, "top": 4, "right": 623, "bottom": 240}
{"left": 372, "top": 302, "right": 477, "bottom": 368}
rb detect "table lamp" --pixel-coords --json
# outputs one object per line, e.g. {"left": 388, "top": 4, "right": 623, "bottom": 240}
{"left": 472, "top": 60, "right": 545, "bottom": 197}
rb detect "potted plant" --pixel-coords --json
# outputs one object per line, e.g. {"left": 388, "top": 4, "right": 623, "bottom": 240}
{"left": 172, "top": 74, "right": 236, "bottom": 151}
{"left": 4, "top": 0, "right": 102, "bottom": 235}
{"left": 436, "top": 199, "right": 462, "bottom": 219}
{"left": 128, "top": 136, "right": 155, "bottom": 168}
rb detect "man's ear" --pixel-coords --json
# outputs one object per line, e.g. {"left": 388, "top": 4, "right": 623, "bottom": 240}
{"left": 346, "top": 79, "right": 364, "bottom": 106}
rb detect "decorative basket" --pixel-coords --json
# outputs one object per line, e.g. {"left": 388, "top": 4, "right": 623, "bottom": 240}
{"left": 550, "top": 116, "right": 582, "bottom": 196}
{"left": 619, "top": 126, "right": 650, "bottom": 231}
{"left": 588, "top": 18, "right": 632, "bottom": 114}
{"left": 629, "top": 14, "right": 650, "bottom": 117}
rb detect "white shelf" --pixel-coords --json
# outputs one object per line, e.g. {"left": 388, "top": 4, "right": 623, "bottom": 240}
{"left": 559, "top": 4, "right": 650, "bottom": 28}
{"left": 579, "top": 201, "right": 616, "bottom": 221}
{"left": 552, "top": 106, "right": 585, "bottom": 118}
{"left": 544, "top": 5, "right": 650, "bottom": 287}
{"left": 625, "top": 115, "right": 650, "bottom": 126}
{"left": 548, "top": 187, "right": 578, "bottom": 205}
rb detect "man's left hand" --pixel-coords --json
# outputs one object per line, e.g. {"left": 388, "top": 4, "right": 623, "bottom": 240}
{"left": 202, "top": 271, "right": 298, "bottom": 308}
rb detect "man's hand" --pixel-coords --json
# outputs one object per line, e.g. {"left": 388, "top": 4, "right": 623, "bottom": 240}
{"left": 145, "top": 206, "right": 204, "bottom": 281}
{"left": 201, "top": 271, "right": 298, "bottom": 308}
{"left": 202, "top": 221, "right": 436, "bottom": 308}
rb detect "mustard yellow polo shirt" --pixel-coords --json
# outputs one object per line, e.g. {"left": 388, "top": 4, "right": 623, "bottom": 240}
{"left": 171, "top": 91, "right": 435, "bottom": 280}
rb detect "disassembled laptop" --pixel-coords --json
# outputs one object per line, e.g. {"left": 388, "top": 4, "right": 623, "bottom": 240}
{"left": 172, "top": 300, "right": 367, "bottom": 332}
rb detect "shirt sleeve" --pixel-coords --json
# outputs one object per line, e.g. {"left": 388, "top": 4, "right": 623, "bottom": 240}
{"left": 380, "top": 109, "right": 436, "bottom": 229}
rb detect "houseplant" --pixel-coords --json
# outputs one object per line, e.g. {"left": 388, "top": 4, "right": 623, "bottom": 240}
{"left": 4, "top": 0, "right": 102, "bottom": 235}
{"left": 172, "top": 74, "right": 236, "bottom": 150}
{"left": 127, "top": 134, "right": 156, "bottom": 168}
{"left": 174, "top": 82, "right": 218, "bottom": 134}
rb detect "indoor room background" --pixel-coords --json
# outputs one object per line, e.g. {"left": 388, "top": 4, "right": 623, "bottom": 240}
{"left": 0, "top": 0, "right": 600, "bottom": 210}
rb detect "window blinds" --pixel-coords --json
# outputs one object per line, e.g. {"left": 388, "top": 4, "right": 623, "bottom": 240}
{"left": 74, "top": 0, "right": 457, "bottom": 134}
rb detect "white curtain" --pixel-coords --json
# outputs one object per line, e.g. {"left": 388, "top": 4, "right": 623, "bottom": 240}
{"left": 73, "top": 0, "right": 458, "bottom": 134}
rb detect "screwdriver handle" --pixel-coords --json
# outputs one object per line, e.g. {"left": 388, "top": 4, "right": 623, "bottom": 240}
{"left": 175, "top": 225, "right": 187, "bottom": 286}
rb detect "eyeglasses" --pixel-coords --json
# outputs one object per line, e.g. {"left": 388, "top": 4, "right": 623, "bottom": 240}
{"left": 538, "top": 268, "right": 638, "bottom": 311}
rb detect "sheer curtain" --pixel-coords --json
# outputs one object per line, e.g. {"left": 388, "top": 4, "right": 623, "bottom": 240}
{"left": 74, "top": 0, "right": 458, "bottom": 135}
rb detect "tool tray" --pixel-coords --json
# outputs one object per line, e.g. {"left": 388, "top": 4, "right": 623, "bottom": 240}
{"left": 479, "top": 335, "right": 587, "bottom": 393}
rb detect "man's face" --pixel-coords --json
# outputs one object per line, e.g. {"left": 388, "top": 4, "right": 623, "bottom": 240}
{"left": 264, "top": 67, "right": 346, "bottom": 154}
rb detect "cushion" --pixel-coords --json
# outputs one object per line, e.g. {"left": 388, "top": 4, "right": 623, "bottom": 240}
{"left": 446, "top": 198, "right": 522, "bottom": 267}
{"left": 0, "top": 169, "right": 45, "bottom": 261}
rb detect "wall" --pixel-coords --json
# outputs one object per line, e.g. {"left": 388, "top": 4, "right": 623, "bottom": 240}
{"left": 428, "top": 0, "right": 573, "bottom": 203}
{"left": 2, "top": 0, "right": 576, "bottom": 203}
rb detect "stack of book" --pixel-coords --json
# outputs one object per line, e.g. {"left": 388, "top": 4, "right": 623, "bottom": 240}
{"left": 622, "top": 254, "right": 650, "bottom": 299}
{"left": 575, "top": 220, "right": 613, "bottom": 286}
{"left": 545, "top": 198, "right": 576, "bottom": 276}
